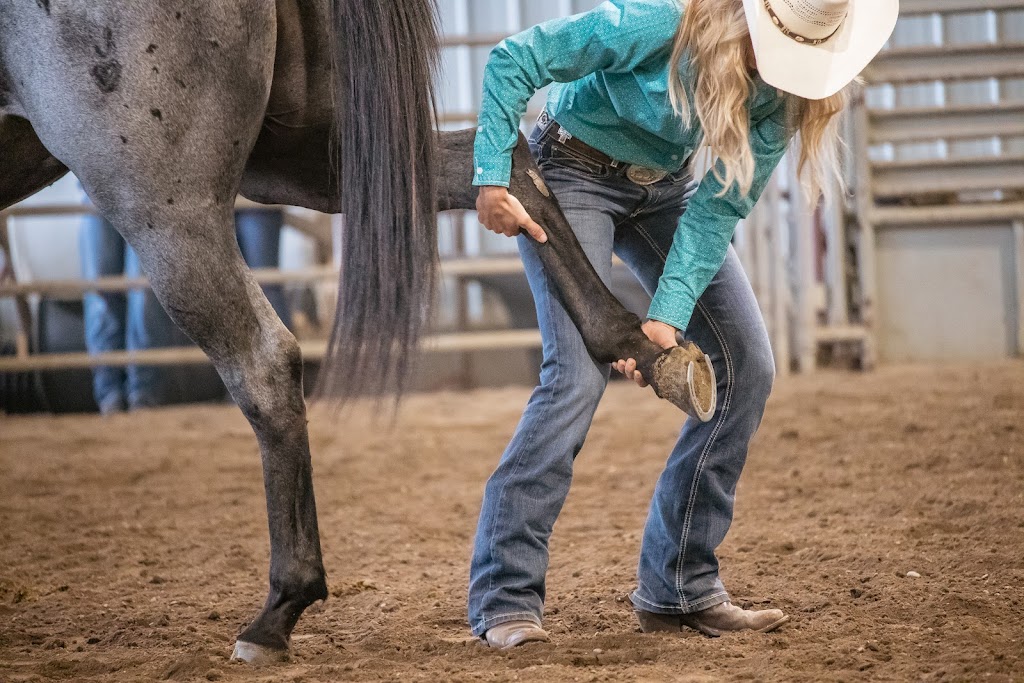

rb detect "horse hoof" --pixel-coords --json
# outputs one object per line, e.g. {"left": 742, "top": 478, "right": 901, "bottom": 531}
{"left": 650, "top": 345, "right": 717, "bottom": 422}
{"left": 231, "top": 640, "right": 289, "bottom": 665}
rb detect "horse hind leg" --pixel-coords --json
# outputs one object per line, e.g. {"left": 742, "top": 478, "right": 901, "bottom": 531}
{"left": 8, "top": 0, "right": 325, "bottom": 663}
{"left": 125, "top": 205, "right": 328, "bottom": 665}
{"left": 107, "top": 182, "right": 328, "bottom": 665}
{"left": 96, "top": 144, "right": 328, "bottom": 663}
{"left": 131, "top": 204, "right": 328, "bottom": 665}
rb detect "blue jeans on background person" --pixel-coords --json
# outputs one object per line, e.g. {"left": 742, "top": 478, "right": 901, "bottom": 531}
{"left": 79, "top": 213, "right": 175, "bottom": 413}
{"left": 235, "top": 208, "right": 289, "bottom": 327}
{"left": 81, "top": 207, "right": 289, "bottom": 413}
{"left": 467, "top": 120, "right": 777, "bottom": 636}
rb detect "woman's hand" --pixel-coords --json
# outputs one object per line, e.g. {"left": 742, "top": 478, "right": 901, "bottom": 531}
{"left": 476, "top": 186, "right": 548, "bottom": 243}
{"left": 613, "top": 320, "right": 679, "bottom": 388}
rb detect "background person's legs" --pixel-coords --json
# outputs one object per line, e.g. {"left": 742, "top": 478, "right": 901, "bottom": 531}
{"left": 235, "top": 208, "right": 289, "bottom": 327}
{"left": 124, "top": 246, "right": 178, "bottom": 409}
{"left": 79, "top": 212, "right": 127, "bottom": 415}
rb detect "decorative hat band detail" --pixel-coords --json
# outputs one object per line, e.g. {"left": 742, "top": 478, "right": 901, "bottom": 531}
{"left": 762, "top": 0, "right": 846, "bottom": 46}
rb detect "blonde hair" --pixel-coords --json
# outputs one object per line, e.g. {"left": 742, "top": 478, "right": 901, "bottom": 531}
{"left": 668, "top": 0, "right": 849, "bottom": 202}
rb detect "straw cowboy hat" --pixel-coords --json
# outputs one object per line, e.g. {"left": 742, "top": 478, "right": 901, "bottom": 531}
{"left": 743, "top": 0, "right": 900, "bottom": 99}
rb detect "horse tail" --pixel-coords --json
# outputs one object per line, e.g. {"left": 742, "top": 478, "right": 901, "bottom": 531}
{"left": 322, "top": 0, "right": 440, "bottom": 400}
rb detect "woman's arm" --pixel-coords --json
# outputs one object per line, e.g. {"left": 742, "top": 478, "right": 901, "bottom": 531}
{"left": 646, "top": 98, "right": 794, "bottom": 333}
{"left": 473, "top": 0, "right": 681, "bottom": 188}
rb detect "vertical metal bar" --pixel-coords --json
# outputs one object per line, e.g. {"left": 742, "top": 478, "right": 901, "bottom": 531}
{"left": 1013, "top": 220, "right": 1024, "bottom": 356}
{"left": 770, "top": 175, "right": 791, "bottom": 378}
{"left": 749, "top": 199, "right": 771, "bottom": 313}
{"left": 505, "top": 0, "right": 521, "bottom": 37}
{"left": 823, "top": 175, "right": 849, "bottom": 328}
{"left": 852, "top": 93, "right": 879, "bottom": 369}
{"left": 824, "top": 112, "right": 852, "bottom": 331}
{"left": 790, "top": 150, "right": 817, "bottom": 374}
{"left": 450, "top": 0, "right": 475, "bottom": 387}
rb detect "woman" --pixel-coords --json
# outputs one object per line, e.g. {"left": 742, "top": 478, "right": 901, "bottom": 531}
{"left": 469, "top": 0, "right": 898, "bottom": 648}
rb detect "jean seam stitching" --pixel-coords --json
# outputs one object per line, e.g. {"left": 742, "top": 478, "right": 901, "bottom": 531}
{"left": 686, "top": 591, "right": 731, "bottom": 611}
{"left": 632, "top": 589, "right": 729, "bottom": 614}
{"left": 674, "top": 300, "right": 734, "bottom": 610}
{"left": 629, "top": 221, "right": 670, "bottom": 262}
{"left": 480, "top": 248, "right": 562, "bottom": 633}
{"left": 478, "top": 611, "right": 543, "bottom": 629}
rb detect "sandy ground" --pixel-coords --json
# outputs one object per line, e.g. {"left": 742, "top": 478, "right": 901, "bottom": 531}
{"left": 1, "top": 362, "right": 1023, "bottom": 682}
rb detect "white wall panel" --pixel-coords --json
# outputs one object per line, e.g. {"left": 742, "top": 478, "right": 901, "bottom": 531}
{"left": 876, "top": 225, "right": 1018, "bottom": 361}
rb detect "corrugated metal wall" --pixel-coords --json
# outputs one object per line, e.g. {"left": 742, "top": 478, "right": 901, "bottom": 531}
{"left": 868, "top": 7, "right": 1024, "bottom": 361}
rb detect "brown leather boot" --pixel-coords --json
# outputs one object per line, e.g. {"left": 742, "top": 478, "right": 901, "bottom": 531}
{"left": 635, "top": 602, "right": 789, "bottom": 637}
{"left": 483, "top": 620, "right": 550, "bottom": 649}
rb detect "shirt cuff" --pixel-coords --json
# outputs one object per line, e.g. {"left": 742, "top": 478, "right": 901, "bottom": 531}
{"left": 646, "top": 293, "right": 696, "bottom": 333}
{"left": 471, "top": 156, "right": 513, "bottom": 188}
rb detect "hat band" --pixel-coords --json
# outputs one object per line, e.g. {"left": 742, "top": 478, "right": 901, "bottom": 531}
{"left": 763, "top": 0, "right": 845, "bottom": 46}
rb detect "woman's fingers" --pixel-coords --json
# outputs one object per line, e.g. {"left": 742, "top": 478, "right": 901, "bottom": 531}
{"left": 477, "top": 193, "right": 548, "bottom": 244}
{"left": 476, "top": 188, "right": 548, "bottom": 243}
{"left": 624, "top": 358, "right": 646, "bottom": 387}
{"left": 508, "top": 194, "right": 548, "bottom": 243}
{"left": 613, "top": 358, "right": 648, "bottom": 388}
{"left": 519, "top": 217, "right": 548, "bottom": 244}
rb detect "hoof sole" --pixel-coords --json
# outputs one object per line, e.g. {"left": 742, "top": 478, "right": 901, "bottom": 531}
{"left": 231, "top": 640, "right": 289, "bottom": 665}
{"left": 651, "top": 345, "right": 717, "bottom": 422}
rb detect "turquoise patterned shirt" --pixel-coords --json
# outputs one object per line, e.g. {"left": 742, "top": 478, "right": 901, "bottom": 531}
{"left": 474, "top": 0, "right": 794, "bottom": 331}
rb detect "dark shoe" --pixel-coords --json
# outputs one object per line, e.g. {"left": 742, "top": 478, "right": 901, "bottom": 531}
{"left": 636, "top": 602, "right": 789, "bottom": 637}
{"left": 483, "top": 620, "right": 550, "bottom": 649}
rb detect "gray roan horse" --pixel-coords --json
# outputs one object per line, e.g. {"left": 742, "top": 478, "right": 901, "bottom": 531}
{"left": 0, "top": 0, "right": 716, "bottom": 664}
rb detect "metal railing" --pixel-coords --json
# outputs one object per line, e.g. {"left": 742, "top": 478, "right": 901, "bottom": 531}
{"left": 0, "top": 200, "right": 544, "bottom": 374}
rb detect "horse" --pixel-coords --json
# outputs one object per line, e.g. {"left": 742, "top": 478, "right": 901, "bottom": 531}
{"left": 0, "top": 0, "right": 715, "bottom": 664}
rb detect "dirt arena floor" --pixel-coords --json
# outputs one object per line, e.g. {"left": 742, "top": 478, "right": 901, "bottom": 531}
{"left": 2, "top": 362, "right": 1023, "bottom": 682}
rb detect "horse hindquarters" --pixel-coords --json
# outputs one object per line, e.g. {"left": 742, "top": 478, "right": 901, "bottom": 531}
{"left": 4, "top": 0, "right": 326, "bottom": 662}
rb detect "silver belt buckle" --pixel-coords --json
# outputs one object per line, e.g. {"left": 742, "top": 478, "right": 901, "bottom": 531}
{"left": 626, "top": 165, "right": 668, "bottom": 186}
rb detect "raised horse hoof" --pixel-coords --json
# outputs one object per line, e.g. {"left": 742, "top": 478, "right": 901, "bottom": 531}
{"left": 231, "top": 640, "right": 290, "bottom": 666}
{"left": 649, "top": 344, "right": 717, "bottom": 422}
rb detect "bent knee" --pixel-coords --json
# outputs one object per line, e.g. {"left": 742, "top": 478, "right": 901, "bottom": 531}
{"left": 538, "top": 361, "right": 609, "bottom": 406}
{"left": 732, "top": 347, "right": 775, "bottom": 404}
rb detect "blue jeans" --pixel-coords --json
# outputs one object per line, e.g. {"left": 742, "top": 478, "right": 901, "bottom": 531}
{"left": 235, "top": 208, "right": 289, "bottom": 326}
{"left": 80, "top": 212, "right": 175, "bottom": 411}
{"left": 467, "top": 121, "right": 776, "bottom": 636}
{"left": 81, "top": 208, "right": 288, "bottom": 412}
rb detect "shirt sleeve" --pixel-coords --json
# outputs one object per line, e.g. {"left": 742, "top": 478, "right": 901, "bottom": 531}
{"left": 646, "top": 97, "right": 794, "bottom": 331}
{"left": 473, "top": 0, "right": 681, "bottom": 187}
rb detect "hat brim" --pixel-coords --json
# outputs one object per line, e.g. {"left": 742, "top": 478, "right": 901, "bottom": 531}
{"left": 743, "top": 0, "right": 899, "bottom": 99}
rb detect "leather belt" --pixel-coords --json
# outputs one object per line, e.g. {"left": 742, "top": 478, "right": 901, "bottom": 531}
{"left": 539, "top": 115, "right": 671, "bottom": 186}
{"left": 542, "top": 120, "right": 617, "bottom": 166}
